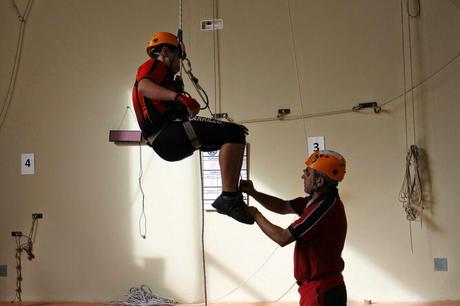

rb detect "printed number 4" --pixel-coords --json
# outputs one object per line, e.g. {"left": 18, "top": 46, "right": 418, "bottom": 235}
{"left": 25, "top": 159, "right": 31, "bottom": 167}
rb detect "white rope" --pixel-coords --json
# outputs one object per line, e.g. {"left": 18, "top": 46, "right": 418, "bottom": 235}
{"left": 407, "top": 0, "right": 418, "bottom": 144}
{"left": 178, "top": 0, "right": 183, "bottom": 78}
{"left": 108, "top": 285, "right": 175, "bottom": 306}
{"left": 398, "top": 0, "right": 424, "bottom": 254}
{"left": 198, "top": 153, "right": 208, "bottom": 306}
{"left": 398, "top": 145, "right": 423, "bottom": 221}
{"left": 138, "top": 142, "right": 147, "bottom": 239}
{"left": 213, "top": 245, "right": 282, "bottom": 302}
{"left": 176, "top": 2, "right": 209, "bottom": 305}
{"left": 0, "top": 0, "right": 34, "bottom": 133}
{"left": 286, "top": 0, "right": 308, "bottom": 148}
{"left": 400, "top": 0, "right": 409, "bottom": 150}
{"left": 212, "top": 0, "right": 220, "bottom": 114}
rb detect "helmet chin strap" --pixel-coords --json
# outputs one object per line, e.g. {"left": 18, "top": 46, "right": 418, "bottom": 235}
{"left": 311, "top": 183, "right": 320, "bottom": 194}
{"left": 161, "top": 52, "right": 179, "bottom": 77}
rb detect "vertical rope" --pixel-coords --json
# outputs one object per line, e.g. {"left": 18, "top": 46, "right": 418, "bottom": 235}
{"left": 399, "top": 0, "right": 424, "bottom": 254}
{"left": 212, "top": 0, "right": 220, "bottom": 113}
{"left": 0, "top": 0, "right": 34, "bottom": 132}
{"left": 286, "top": 0, "right": 308, "bottom": 150}
{"left": 178, "top": 0, "right": 183, "bottom": 78}
{"left": 138, "top": 143, "right": 147, "bottom": 239}
{"left": 407, "top": 1, "right": 418, "bottom": 145}
{"left": 13, "top": 237, "right": 23, "bottom": 302}
{"left": 199, "top": 153, "right": 208, "bottom": 306}
{"left": 400, "top": 0, "right": 409, "bottom": 151}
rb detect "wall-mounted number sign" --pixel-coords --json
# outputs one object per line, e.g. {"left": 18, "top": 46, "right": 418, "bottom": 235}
{"left": 307, "top": 136, "right": 325, "bottom": 155}
{"left": 21, "top": 153, "right": 35, "bottom": 175}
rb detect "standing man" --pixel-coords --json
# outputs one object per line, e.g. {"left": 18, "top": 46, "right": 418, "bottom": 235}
{"left": 240, "top": 150, "right": 348, "bottom": 306}
{"left": 132, "top": 32, "right": 253, "bottom": 224}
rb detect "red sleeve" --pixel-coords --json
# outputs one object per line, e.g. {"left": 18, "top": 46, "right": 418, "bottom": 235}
{"left": 289, "top": 197, "right": 309, "bottom": 215}
{"left": 136, "top": 58, "right": 168, "bottom": 84}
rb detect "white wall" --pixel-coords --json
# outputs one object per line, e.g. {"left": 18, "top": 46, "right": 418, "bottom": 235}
{"left": 1, "top": 0, "right": 459, "bottom": 303}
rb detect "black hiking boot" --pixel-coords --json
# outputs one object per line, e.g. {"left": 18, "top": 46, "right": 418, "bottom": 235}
{"left": 211, "top": 193, "right": 254, "bottom": 225}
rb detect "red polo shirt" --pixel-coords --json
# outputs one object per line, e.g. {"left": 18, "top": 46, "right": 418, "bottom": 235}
{"left": 288, "top": 188, "right": 347, "bottom": 282}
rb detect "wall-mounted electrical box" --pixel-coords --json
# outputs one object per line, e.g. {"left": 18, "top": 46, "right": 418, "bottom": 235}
{"left": 434, "top": 258, "right": 448, "bottom": 271}
{"left": 109, "top": 130, "right": 142, "bottom": 143}
{"left": 201, "top": 19, "right": 223, "bottom": 31}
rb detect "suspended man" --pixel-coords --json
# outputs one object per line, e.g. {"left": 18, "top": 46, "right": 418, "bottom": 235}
{"left": 132, "top": 32, "right": 253, "bottom": 224}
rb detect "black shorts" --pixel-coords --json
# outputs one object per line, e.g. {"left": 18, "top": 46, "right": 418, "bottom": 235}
{"left": 149, "top": 116, "right": 247, "bottom": 162}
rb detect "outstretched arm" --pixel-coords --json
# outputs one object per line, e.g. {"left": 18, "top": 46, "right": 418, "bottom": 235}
{"left": 246, "top": 206, "right": 295, "bottom": 247}
{"left": 240, "top": 180, "right": 296, "bottom": 215}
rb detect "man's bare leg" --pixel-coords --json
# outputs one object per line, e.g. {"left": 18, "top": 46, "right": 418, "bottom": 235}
{"left": 219, "top": 143, "right": 245, "bottom": 192}
{"left": 211, "top": 142, "right": 254, "bottom": 224}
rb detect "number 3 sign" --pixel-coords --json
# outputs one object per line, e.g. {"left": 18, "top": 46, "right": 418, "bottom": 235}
{"left": 307, "top": 136, "right": 325, "bottom": 155}
{"left": 21, "top": 153, "right": 35, "bottom": 175}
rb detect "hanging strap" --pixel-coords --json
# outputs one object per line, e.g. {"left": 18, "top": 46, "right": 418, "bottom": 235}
{"left": 183, "top": 120, "right": 201, "bottom": 149}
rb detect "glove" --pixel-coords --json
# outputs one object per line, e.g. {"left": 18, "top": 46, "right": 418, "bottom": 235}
{"left": 175, "top": 94, "right": 200, "bottom": 117}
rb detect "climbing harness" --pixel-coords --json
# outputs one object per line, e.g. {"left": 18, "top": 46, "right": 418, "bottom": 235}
{"left": 183, "top": 120, "right": 201, "bottom": 149}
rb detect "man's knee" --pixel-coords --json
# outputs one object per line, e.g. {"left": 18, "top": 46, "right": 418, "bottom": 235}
{"left": 225, "top": 123, "right": 246, "bottom": 144}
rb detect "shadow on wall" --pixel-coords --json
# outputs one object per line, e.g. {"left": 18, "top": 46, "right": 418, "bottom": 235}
{"left": 203, "top": 251, "right": 270, "bottom": 302}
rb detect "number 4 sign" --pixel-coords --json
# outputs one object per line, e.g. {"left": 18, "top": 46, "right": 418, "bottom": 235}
{"left": 21, "top": 153, "right": 35, "bottom": 175}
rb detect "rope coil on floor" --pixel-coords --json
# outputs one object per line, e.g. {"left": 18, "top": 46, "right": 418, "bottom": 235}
{"left": 108, "top": 285, "right": 175, "bottom": 306}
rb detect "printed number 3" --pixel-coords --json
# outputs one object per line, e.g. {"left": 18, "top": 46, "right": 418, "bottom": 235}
{"left": 313, "top": 142, "right": 320, "bottom": 151}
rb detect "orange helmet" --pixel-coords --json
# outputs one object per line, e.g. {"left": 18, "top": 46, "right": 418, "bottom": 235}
{"left": 305, "top": 150, "right": 346, "bottom": 181}
{"left": 146, "top": 32, "right": 179, "bottom": 57}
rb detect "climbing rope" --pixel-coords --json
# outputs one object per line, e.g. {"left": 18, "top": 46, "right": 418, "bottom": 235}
{"left": 398, "top": 0, "right": 425, "bottom": 253}
{"left": 116, "top": 106, "right": 147, "bottom": 239}
{"left": 0, "top": 0, "right": 34, "bottom": 133}
{"left": 138, "top": 142, "right": 147, "bottom": 239}
{"left": 109, "top": 285, "right": 175, "bottom": 306}
{"left": 287, "top": 0, "right": 308, "bottom": 148}
{"left": 176, "top": 0, "right": 213, "bottom": 117}
{"left": 398, "top": 145, "right": 423, "bottom": 221}
{"left": 176, "top": 2, "right": 209, "bottom": 306}
{"left": 11, "top": 214, "right": 42, "bottom": 302}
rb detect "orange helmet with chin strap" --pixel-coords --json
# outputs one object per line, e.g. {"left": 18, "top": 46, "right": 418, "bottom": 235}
{"left": 305, "top": 150, "right": 346, "bottom": 181}
{"left": 146, "top": 32, "right": 186, "bottom": 59}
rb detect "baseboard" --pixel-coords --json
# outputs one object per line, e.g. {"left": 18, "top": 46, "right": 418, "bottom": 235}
{"left": 1, "top": 301, "right": 459, "bottom": 306}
